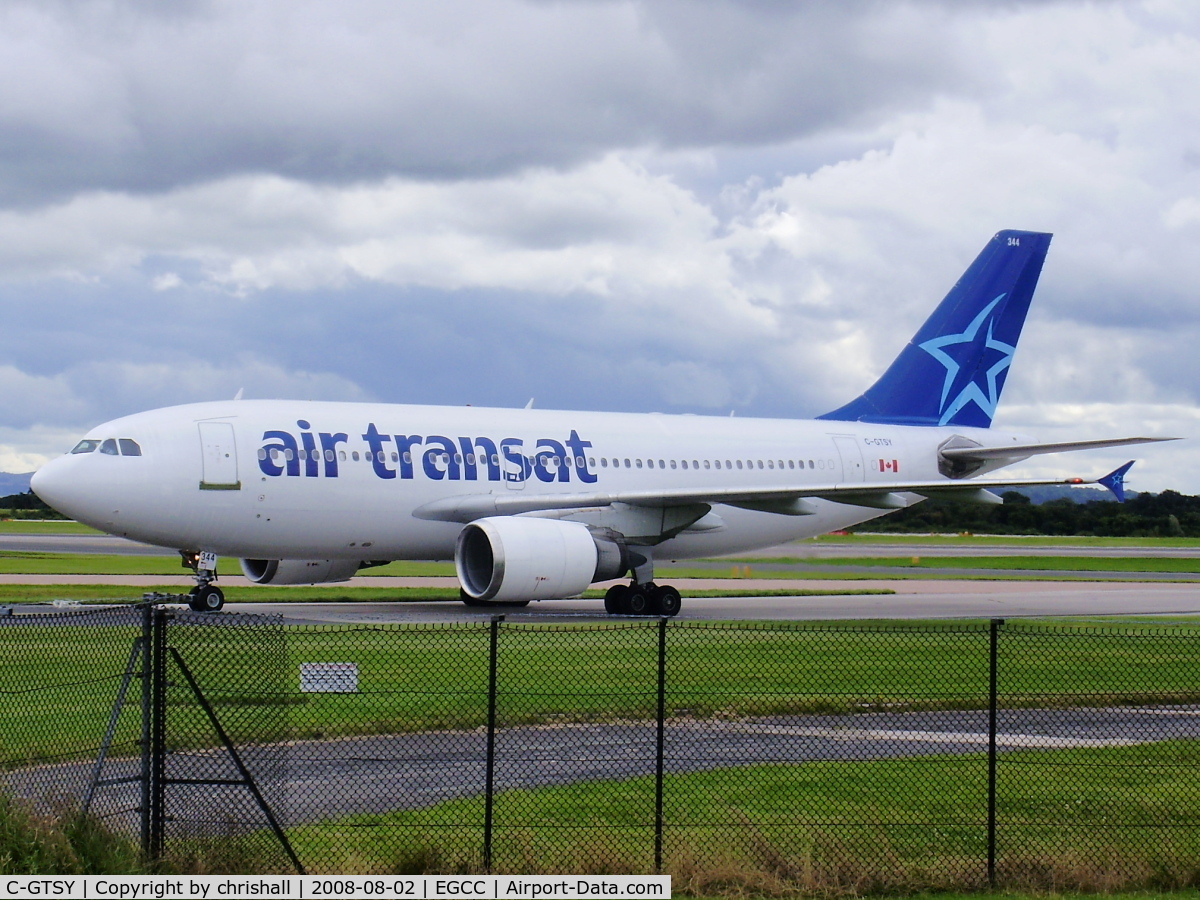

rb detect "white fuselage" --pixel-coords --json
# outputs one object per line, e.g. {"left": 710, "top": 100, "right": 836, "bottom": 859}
{"left": 32, "top": 400, "right": 1022, "bottom": 562}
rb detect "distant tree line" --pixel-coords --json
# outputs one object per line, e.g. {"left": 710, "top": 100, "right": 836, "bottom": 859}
{"left": 0, "top": 490, "right": 66, "bottom": 520}
{"left": 854, "top": 490, "right": 1200, "bottom": 538}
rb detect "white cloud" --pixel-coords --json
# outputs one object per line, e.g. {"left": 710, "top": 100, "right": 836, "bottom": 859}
{"left": 0, "top": 425, "right": 85, "bottom": 472}
{"left": 0, "top": 356, "right": 369, "bottom": 436}
{"left": 992, "top": 401, "right": 1198, "bottom": 493}
{"left": 0, "top": 0, "right": 1197, "bottom": 494}
{"left": 0, "top": 157, "right": 724, "bottom": 294}
{"left": 0, "top": 365, "right": 87, "bottom": 427}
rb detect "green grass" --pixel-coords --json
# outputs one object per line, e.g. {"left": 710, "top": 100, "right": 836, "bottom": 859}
{"left": 0, "top": 793, "right": 143, "bottom": 875}
{"left": 5, "top": 618, "right": 1200, "bottom": 764}
{"left": 704, "top": 556, "right": 1200, "bottom": 574}
{"left": 915, "top": 896, "right": 1200, "bottom": 900}
{"left": 820, "top": 533, "right": 1200, "bottom": 548}
{"left": 0, "top": 790, "right": 296, "bottom": 875}
{"left": 285, "top": 741, "right": 1200, "bottom": 891}
{"left": 0, "top": 520, "right": 99, "bottom": 534}
{"left": 0, "top": 584, "right": 468, "bottom": 603}
{"left": 6, "top": 613, "right": 1200, "bottom": 887}
{"left": 5, "top": 550, "right": 1198, "bottom": 580}
{"left": 0, "top": 552, "right": 459, "bottom": 577}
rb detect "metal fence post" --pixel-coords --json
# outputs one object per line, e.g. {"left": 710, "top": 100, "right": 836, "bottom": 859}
{"left": 483, "top": 615, "right": 503, "bottom": 873}
{"left": 149, "top": 606, "right": 169, "bottom": 863}
{"left": 139, "top": 603, "right": 153, "bottom": 858}
{"left": 654, "top": 617, "right": 668, "bottom": 873}
{"left": 987, "top": 618, "right": 1003, "bottom": 887}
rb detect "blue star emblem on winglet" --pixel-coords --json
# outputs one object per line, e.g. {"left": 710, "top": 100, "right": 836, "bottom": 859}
{"left": 918, "top": 294, "right": 1016, "bottom": 426}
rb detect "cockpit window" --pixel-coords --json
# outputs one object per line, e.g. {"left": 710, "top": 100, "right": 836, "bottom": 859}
{"left": 99, "top": 438, "right": 119, "bottom": 456}
{"left": 119, "top": 439, "right": 142, "bottom": 456}
{"left": 71, "top": 439, "right": 101, "bottom": 454}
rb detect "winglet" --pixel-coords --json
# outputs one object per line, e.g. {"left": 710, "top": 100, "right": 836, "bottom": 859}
{"left": 1098, "top": 461, "right": 1136, "bottom": 503}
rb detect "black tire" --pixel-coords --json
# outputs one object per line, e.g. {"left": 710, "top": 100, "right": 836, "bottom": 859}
{"left": 626, "top": 586, "right": 650, "bottom": 615}
{"left": 653, "top": 585, "right": 682, "bottom": 617}
{"left": 603, "top": 585, "right": 627, "bottom": 614}
{"left": 190, "top": 585, "right": 224, "bottom": 612}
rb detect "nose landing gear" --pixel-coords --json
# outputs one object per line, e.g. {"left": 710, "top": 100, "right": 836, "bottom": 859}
{"left": 180, "top": 550, "right": 225, "bottom": 612}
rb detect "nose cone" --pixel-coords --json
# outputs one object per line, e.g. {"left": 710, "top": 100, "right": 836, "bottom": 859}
{"left": 31, "top": 454, "right": 125, "bottom": 530}
{"left": 30, "top": 458, "right": 78, "bottom": 519}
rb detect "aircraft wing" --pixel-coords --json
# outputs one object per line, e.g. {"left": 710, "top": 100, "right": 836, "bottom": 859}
{"left": 940, "top": 436, "right": 1177, "bottom": 461}
{"left": 412, "top": 471, "right": 1115, "bottom": 523}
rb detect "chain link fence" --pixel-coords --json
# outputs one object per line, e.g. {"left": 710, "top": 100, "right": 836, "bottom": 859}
{"left": 3, "top": 608, "right": 1200, "bottom": 890}
{"left": 1, "top": 605, "right": 295, "bottom": 872}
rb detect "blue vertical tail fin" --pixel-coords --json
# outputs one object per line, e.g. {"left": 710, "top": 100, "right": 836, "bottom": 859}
{"left": 819, "top": 230, "right": 1052, "bottom": 428}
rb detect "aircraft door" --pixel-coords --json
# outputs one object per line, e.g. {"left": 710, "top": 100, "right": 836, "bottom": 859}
{"left": 832, "top": 436, "right": 865, "bottom": 483}
{"left": 198, "top": 421, "right": 241, "bottom": 490}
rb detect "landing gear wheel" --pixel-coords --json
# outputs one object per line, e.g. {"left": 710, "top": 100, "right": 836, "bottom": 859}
{"left": 189, "top": 585, "right": 224, "bottom": 613}
{"left": 604, "top": 585, "right": 627, "bottom": 615}
{"left": 625, "top": 586, "right": 651, "bottom": 615}
{"left": 652, "top": 585, "right": 682, "bottom": 617}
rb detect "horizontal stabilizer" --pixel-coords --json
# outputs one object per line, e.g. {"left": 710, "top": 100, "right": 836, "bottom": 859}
{"left": 941, "top": 436, "right": 1178, "bottom": 461}
{"left": 1098, "top": 461, "right": 1136, "bottom": 503}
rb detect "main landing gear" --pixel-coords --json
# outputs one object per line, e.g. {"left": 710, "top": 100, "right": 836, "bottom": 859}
{"left": 603, "top": 548, "right": 680, "bottom": 616}
{"left": 180, "top": 550, "right": 225, "bottom": 613}
{"left": 603, "top": 583, "right": 682, "bottom": 617}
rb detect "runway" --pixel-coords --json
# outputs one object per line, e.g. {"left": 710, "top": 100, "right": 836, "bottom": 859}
{"left": 0, "top": 533, "right": 176, "bottom": 555}
{"left": 217, "top": 580, "right": 1200, "bottom": 623}
{"left": 5, "top": 576, "right": 1199, "bottom": 621}
{"left": 732, "top": 538, "right": 1200, "bottom": 559}
{"left": 3, "top": 532, "right": 1197, "bottom": 622}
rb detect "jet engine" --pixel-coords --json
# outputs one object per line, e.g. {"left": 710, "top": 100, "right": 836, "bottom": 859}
{"left": 456, "top": 516, "right": 630, "bottom": 602}
{"left": 239, "top": 558, "right": 364, "bottom": 585}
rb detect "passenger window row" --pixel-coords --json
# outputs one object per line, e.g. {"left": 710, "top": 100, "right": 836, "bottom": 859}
{"left": 257, "top": 445, "right": 837, "bottom": 473}
{"left": 595, "top": 457, "right": 835, "bottom": 471}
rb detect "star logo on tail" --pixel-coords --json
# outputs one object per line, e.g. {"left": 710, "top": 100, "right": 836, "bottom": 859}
{"left": 918, "top": 294, "right": 1015, "bottom": 426}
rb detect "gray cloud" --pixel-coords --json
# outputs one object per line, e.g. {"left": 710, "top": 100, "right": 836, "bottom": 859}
{"left": 0, "top": 0, "right": 978, "bottom": 203}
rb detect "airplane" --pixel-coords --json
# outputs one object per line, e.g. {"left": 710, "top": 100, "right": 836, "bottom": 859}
{"left": 30, "top": 230, "right": 1176, "bottom": 615}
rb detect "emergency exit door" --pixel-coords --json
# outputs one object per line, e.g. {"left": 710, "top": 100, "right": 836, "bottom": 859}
{"left": 198, "top": 421, "right": 241, "bottom": 490}
{"left": 832, "top": 436, "right": 865, "bottom": 482}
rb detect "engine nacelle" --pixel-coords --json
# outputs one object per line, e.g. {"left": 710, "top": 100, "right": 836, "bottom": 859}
{"left": 455, "top": 517, "right": 629, "bottom": 602}
{"left": 239, "top": 558, "right": 363, "bottom": 585}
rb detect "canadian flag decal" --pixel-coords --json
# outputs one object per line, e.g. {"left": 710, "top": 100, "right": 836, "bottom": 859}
{"left": 878, "top": 459, "right": 899, "bottom": 473}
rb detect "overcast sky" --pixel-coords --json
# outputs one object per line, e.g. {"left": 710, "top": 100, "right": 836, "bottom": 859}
{"left": 1, "top": 0, "right": 1197, "bottom": 491}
